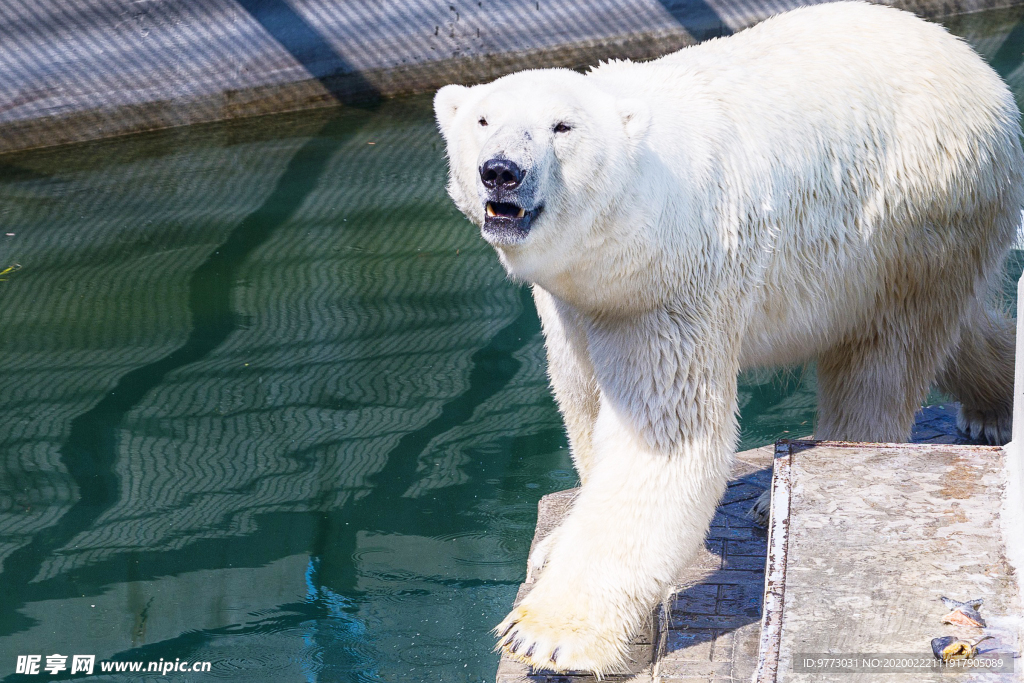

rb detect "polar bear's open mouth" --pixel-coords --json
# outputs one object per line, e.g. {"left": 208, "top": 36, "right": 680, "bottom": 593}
{"left": 487, "top": 201, "right": 527, "bottom": 219}
{"left": 483, "top": 202, "right": 543, "bottom": 241}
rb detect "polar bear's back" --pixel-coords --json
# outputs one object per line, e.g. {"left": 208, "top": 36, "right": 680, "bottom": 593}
{"left": 601, "top": 2, "right": 1015, "bottom": 135}
{"left": 590, "top": 2, "right": 1023, "bottom": 365}
{"left": 590, "top": 1, "right": 1019, "bottom": 214}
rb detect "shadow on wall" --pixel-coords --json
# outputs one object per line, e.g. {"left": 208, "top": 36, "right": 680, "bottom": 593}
{"left": 658, "top": 0, "right": 732, "bottom": 40}
{"left": 8, "top": 0, "right": 1024, "bottom": 153}
{"left": 235, "top": 0, "right": 732, "bottom": 104}
{"left": 0, "top": 0, "right": 747, "bottom": 152}
{"left": 236, "top": 0, "right": 381, "bottom": 106}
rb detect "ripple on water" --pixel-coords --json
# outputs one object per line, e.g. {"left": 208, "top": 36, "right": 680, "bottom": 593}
{"left": 352, "top": 582, "right": 516, "bottom": 682}
{"left": 186, "top": 621, "right": 379, "bottom": 681}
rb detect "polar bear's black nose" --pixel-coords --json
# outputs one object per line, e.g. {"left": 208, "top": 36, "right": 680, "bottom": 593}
{"left": 480, "top": 158, "right": 525, "bottom": 190}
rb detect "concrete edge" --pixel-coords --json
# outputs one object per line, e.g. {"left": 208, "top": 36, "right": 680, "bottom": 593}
{"left": 3, "top": 0, "right": 1024, "bottom": 155}
{"left": 1002, "top": 271, "right": 1024, "bottom": 679}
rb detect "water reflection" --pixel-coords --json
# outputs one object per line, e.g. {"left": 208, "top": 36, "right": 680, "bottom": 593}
{"left": 0, "top": 99, "right": 566, "bottom": 681}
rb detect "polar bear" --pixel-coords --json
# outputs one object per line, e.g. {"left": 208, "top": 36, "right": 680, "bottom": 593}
{"left": 434, "top": 1, "right": 1021, "bottom": 675}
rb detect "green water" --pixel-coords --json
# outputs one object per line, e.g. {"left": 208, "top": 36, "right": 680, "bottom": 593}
{"left": 0, "top": 10, "right": 1022, "bottom": 682}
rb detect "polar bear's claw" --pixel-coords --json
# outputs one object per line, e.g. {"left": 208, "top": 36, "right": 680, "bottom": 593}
{"left": 495, "top": 618, "right": 512, "bottom": 643}
{"left": 494, "top": 602, "right": 629, "bottom": 675}
{"left": 956, "top": 405, "right": 1011, "bottom": 445}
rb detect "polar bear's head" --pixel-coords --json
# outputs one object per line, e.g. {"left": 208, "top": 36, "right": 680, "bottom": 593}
{"left": 435, "top": 69, "right": 651, "bottom": 286}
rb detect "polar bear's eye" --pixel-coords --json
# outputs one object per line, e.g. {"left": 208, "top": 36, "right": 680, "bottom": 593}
{"left": 553, "top": 122, "right": 572, "bottom": 134}
{"left": 478, "top": 117, "right": 488, "bottom": 127}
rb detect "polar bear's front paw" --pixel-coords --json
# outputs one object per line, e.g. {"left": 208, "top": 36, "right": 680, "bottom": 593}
{"left": 493, "top": 595, "right": 630, "bottom": 675}
{"left": 956, "top": 404, "right": 1011, "bottom": 445}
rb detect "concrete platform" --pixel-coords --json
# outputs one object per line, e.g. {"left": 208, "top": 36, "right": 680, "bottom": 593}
{"left": 495, "top": 404, "right": 1022, "bottom": 682}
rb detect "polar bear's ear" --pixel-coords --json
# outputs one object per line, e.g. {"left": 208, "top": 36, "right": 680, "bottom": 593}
{"left": 618, "top": 99, "right": 651, "bottom": 147}
{"left": 434, "top": 84, "right": 470, "bottom": 139}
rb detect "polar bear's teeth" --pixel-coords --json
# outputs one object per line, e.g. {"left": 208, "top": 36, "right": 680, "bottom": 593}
{"left": 517, "top": 207, "right": 526, "bottom": 218}
{"left": 486, "top": 203, "right": 497, "bottom": 217}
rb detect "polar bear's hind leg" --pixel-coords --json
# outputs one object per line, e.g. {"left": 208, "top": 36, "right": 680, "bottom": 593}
{"left": 815, "top": 281, "right": 968, "bottom": 443}
{"left": 937, "top": 302, "right": 1015, "bottom": 444}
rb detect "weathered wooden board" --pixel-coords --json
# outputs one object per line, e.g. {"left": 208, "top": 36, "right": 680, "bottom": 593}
{"left": 756, "top": 441, "right": 1023, "bottom": 683}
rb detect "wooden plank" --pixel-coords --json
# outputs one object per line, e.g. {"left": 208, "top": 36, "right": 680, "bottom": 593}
{"left": 753, "top": 442, "right": 792, "bottom": 683}
{"left": 756, "top": 441, "right": 1023, "bottom": 682}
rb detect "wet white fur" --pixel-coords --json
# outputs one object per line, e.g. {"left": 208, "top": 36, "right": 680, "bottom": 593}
{"left": 435, "top": 2, "right": 1022, "bottom": 675}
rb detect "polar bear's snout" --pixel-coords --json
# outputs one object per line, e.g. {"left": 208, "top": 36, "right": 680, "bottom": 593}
{"left": 480, "top": 158, "right": 525, "bottom": 191}
{"left": 478, "top": 156, "right": 545, "bottom": 244}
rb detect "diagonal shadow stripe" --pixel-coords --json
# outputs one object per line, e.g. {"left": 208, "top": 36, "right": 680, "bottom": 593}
{"left": 0, "top": 109, "right": 373, "bottom": 637}
{"left": 361, "top": 285, "right": 541, "bottom": 510}
{"left": 656, "top": 0, "right": 732, "bottom": 41}
{"left": 237, "top": 0, "right": 381, "bottom": 106}
{"left": 988, "top": 14, "right": 1024, "bottom": 79}
{"left": 305, "top": 283, "right": 543, "bottom": 590}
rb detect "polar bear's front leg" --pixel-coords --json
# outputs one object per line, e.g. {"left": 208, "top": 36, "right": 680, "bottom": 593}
{"left": 496, "top": 400, "right": 735, "bottom": 675}
{"left": 532, "top": 286, "right": 600, "bottom": 482}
